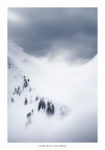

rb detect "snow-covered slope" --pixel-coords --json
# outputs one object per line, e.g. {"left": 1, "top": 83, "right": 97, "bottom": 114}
{"left": 8, "top": 42, "right": 97, "bottom": 142}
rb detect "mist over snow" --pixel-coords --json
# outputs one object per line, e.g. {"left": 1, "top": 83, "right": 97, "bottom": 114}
{"left": 8, "top": 8, "right": 97, "bottom": 142}
{"left": 8, "top": 41, "right": 97, "bottom": 142}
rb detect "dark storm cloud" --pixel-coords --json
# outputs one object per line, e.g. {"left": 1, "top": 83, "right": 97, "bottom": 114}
{"left": 8, "top": 8, "right": 97, "bottom": 61}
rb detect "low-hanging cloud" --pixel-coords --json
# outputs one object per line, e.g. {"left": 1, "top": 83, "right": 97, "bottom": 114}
{"left": 8, "top": 8, "right": 97, "bottom": 62}
{"left": 8, "top": 41, "right": 97, "bottom": 142}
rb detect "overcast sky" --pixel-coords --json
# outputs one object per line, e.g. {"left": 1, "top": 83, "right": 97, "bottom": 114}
{"left": 8, "top": 8, "right": 97, "bottom": 62}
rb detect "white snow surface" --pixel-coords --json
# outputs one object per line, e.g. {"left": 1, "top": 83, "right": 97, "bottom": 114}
{"left": 8, "top": 42, "right": 97, "bottom": 142}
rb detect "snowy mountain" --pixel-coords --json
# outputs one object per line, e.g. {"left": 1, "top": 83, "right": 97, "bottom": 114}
{"left": 8, "top": 55, "right": 69, "bottom": 118}
{"left": 8, "top": 42, "right": 97, "bottom": 142}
